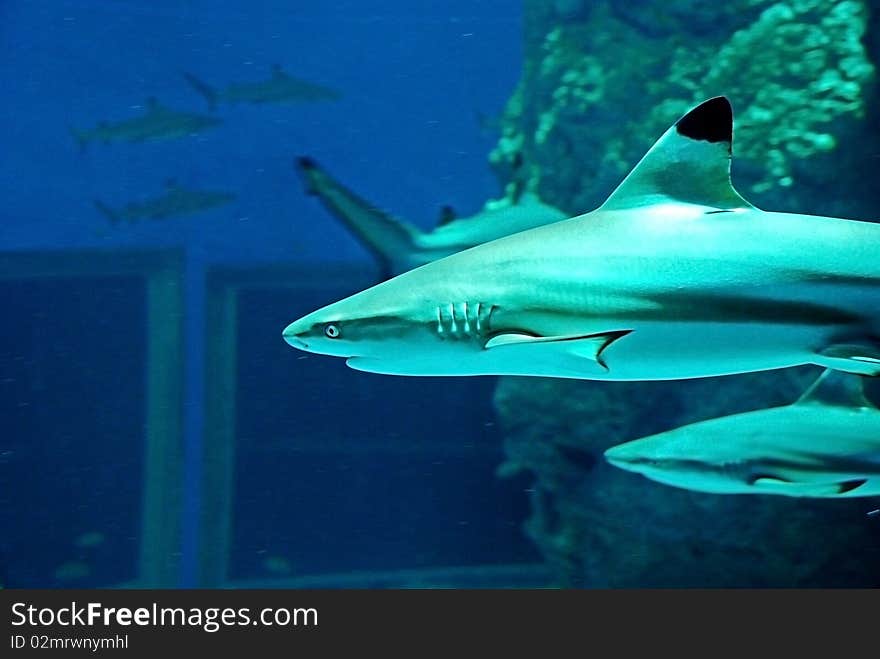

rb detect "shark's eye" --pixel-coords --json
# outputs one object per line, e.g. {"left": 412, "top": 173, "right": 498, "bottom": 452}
{"left": 324, "top": 323, "right": 340, "bottom": 339}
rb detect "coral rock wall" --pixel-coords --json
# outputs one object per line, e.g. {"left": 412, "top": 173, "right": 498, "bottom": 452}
{"left": 490, "top": 0, "right": 876, "bottom": 217}
{"left": 490, "top": 1, "right": 880, "bottom": 587}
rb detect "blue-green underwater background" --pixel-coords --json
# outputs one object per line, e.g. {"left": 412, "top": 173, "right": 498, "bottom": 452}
{"left": 2, "top": 0, "right": 879, "bottom": 588}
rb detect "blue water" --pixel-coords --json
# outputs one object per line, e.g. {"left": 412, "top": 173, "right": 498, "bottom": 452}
{"left": 0, "top": 1, "right": 537, "bottom": 589}
{"left": 0, "top": 0, "right": 518, "bottom": 260}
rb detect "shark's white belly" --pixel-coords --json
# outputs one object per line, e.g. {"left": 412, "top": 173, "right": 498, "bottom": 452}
{"left": 589, "top": 320, "right": 826, "bottom": 381}
{"left": 355, "top": 319, "right": 832, "bottom": 381}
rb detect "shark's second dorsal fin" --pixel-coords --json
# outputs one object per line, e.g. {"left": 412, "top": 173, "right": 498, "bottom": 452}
{"left": 795, "top": 369, "right": 874, "bottom": 409}
{"left": 437, "top": 205, "right": 457, "bottom": 227}
{"left": 600, "top": 96, "right": 754, "bottom": 212}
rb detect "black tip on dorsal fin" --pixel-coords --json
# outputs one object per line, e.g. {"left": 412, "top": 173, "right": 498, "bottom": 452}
{"left": 675, "top": 96, "right": 732, "bottom": 146}
{"left": 296, "top": 156, "right": 317, "bottom": 170}
{"left": 598, "top": 95, "right": 752, "bottom": 211}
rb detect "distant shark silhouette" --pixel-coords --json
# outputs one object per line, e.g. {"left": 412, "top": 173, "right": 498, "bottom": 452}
{"left": 184, "top": 65, "right": 340, "bottom": 111}
{"left": 94, "top": 179, "right": 234, "bottom": 224}
{"left": 295, "top": 156, "right": 567, "bottom": 278}
{"left": 70, "top": 97, "right": 221, "bottom": 151}
{"left": 283, "top": 97, "right": 880, "bottom": 381}
{"left": 605, "top": 369, "right": 880, "bottom": 498}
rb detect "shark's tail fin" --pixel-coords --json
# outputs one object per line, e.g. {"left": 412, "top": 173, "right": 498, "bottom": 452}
{"left": 69, "top": 126, "right": 88, "bottom": 153}
{"left": 295, "top": 156, "right": 423, "bottom": 278}
{"left": 183, "top": 72, "right": 219, "bottom": 111}
{"left": 93, "top": 199, "right": 121, "bottom": 224}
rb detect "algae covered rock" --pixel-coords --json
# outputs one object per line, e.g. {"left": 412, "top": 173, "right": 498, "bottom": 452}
{"left": 484, "top": 0, "right": 880, "bottom": 587}
{"left": 490, "top": 0, "right": 876, "bottom": 214}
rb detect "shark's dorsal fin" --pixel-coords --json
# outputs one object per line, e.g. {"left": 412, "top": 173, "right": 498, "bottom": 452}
{"left": 795, "top": 369, "right": 874, "bottom": 409}
{"left": 146, "top": 97, "right": 160, "bottom": 112}
{"left": 437, "top": 205, "right": 457, "bottom": 227}
{"left": 600, "top": 96, "right": 754, "bottom": 212}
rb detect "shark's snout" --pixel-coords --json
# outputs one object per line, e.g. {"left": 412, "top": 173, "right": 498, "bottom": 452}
{"left": 603, "top": 444, "right": 648, "bottom": 471}
{"left": 603, "top": 445, "right": 626, "bottom": 468}
{"left": 282, "top": 321, "right": 309, "bottom": 350}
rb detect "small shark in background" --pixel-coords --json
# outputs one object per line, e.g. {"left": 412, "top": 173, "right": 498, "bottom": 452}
{"left": 283, "top": 96, "right": 880, "bottom": 381}
{"left": 94, "top": 179, "right": 235, "bottom": 224}
{"left": 70, "top": 97, "right": 221, "bottom": 151}
{"left": 183, "top": 65, "right": 341, "bottom": 111}
{"left": 604, "top": 369, "right": 880, "bottom": 498}
{"left": 295, "top": 156, "right": 568, "bottom": 278}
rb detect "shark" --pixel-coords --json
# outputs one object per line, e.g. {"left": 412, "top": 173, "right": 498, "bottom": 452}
{"left": 94, "top": 179, "right": 235, "bottom": 224}
{"left": 603, "top": 369, "right": 880, "bottom": 497}
{"left": 70, "top": 97, "right": 221, "bottom": 151}
{"left": 295, "top": 156, "right": 568, "bottom": 278}
{"left": 183, "top": 65, "right": 341, "bottom": 111}
{"left": 282, "top": 96, "right": 880, "bottom": 381}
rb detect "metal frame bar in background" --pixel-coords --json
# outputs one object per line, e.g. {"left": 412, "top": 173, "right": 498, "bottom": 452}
{"left": 200, "top": 262, "right": 375, "bottom": 587}
{"left": 201, "top": 262, "right": 546, "bottom": 589}
{"left": 0, "top": 249, "right": 185, "bottom": 587}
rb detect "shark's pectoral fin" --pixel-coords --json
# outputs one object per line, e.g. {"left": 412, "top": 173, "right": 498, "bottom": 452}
{"left": 483, "top": 329, "right": 631, "bottom": 370}
{"left": 750, "top": 475, "right": 868, "bottom": 496}
{"left": 813, "top": 343, "right": 880, "bottom": 377}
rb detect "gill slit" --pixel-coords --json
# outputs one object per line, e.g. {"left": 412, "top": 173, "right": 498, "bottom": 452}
{"left": 435, "top": 302, "right": 496, "bottom": 341}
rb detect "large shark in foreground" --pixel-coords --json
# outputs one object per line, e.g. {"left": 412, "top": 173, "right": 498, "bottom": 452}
{"left": 296, "top": 156, "right": 567, "bottom": 277}
{"left": 283, "top": 97, "right": 880, "bottom": 381}
{"left": 70, "top": 98, "right": 221, "bottom": 151}
{"left": 604, "top": 369, "right": 880, "bottom": 497}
